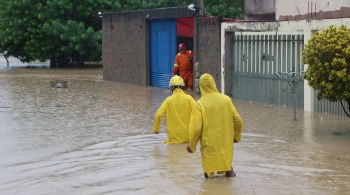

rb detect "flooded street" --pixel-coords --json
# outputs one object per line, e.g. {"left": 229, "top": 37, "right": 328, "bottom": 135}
{"left": 0, "top": 68, "right": 349, "bottom": 194}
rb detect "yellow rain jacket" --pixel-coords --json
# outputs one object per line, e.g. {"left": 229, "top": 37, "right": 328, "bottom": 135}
{"left": 153, "top": 88, "right": 195, "bottom": 144}
{"left": 188, "top": 73, "right": 243, "bottom": 173}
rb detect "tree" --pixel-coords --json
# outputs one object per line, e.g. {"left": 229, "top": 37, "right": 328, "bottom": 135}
{"left": 116, "top": 0, "right": 244, "bottom": 18}
{"left": 0, "top": 0, "right": 243, "bottom": 67}
{"left": 0, "top": 0, "right": 120, "bottom": 67}
{"left": 204, "top": 0, "right": 243, "bottom": 18}
{"left": 303, "top": 25, "right": 350, "bottom": 118}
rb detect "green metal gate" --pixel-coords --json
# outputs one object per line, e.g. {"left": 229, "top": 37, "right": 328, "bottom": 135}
{"left": 231, "top": 32, "right": 304, "bottom": 107}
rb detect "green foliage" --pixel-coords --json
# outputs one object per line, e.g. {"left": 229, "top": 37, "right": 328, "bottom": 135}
{"left": 117, "top": 0, "right": 192, "bottom": 10}
{"left": 303, "top": 25, "right": 350, "bottom": 117}
{"left": 333, "top": 130, "right": 350, "bottom": 136}
{"left": 0, "top": 0, "right": 119, "bottom": 65}
{"left": 0, "top": 0, "right": 243, "bottom": 66}
{"left": 116, "top": 0, "right": 244, "bottom": 18}
{"left": 204, "top": 0, "right": 243, "bottom": 18}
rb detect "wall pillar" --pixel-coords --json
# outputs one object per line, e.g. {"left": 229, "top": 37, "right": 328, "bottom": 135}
{"left": 303, "top": 29, "right": 315, "bottom": 112}
{"left": 220, "top": 23, "right": 226, "bottom": 93}
{"left": 304, "top": 64, "right": 314, "bottom": 112}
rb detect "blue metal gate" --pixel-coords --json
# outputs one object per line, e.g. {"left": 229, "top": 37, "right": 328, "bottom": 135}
{"left": 150, "top": 19, "right": 176, "bottom": 88}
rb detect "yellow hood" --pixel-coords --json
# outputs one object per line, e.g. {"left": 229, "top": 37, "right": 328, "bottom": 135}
{"left": 199, "top": 73, "right": 219, "bottom": 95}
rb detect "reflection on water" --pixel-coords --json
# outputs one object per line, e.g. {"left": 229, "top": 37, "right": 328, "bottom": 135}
{"left": 0, "top": 68, "right": 349, "bottom": 194}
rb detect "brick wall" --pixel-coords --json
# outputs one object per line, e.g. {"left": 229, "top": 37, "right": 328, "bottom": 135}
{"left": 102, "top": 12, "right": 149, "bottom": 85}
{"left": 197, "top": 17, "right": 221, "bottom": 91}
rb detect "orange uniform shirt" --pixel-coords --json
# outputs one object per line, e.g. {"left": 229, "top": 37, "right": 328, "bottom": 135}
{"left": 173, "top": 50, "right": 193, "bottom": 89}
{"left": 173, "top": 50, "right": 193, "bottom": 75}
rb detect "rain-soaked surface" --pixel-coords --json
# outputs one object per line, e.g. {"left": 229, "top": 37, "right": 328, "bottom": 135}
{"left": 0, "top": 68, "right": 349, "bottom": 195}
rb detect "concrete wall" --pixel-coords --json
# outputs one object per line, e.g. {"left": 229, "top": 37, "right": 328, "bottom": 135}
{"left": 102, "top": 8, "right": 195, "bottom": 85}
{"left": 244, "top": 0, "right": 276, "bottom": 20}
{"left": 276, "top": 0, "right": 350, "bottom": 20}
{"left": 196, "top": 17, "right": 221, "bottom": 92}
{"left": 244, "top": 0, "right": 350, "bottom": 21}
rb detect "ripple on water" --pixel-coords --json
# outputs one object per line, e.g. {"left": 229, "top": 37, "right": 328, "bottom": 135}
{"left": 0, "top": 68, "right": 350, "bottom": 194}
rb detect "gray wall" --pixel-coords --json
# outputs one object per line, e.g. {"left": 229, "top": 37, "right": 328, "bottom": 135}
{"left": 197, "top": 17, "right": 221, "bottom": 91}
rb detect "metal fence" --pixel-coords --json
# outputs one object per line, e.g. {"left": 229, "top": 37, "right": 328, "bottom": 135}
{"left": 314, "top": 91, "right": 348, "bottom": 117}
{"left": 231, "top": 32, "right": 304, "bottom": 107}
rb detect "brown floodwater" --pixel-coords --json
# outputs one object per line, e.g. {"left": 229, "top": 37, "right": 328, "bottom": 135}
{"left": 0, "top": 68, "right": 349, "bottom": 194}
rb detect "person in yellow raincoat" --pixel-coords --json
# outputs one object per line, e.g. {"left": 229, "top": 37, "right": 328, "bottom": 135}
{"left": 153, "top": 75, "right": 196, "bottom": 144}
{"left": 186, "top": 73, "right": 244, "bottom": 178}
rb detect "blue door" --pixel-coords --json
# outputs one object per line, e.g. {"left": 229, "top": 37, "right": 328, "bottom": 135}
{"left": 150, "top": 19, "right": 176, "bottom": 88}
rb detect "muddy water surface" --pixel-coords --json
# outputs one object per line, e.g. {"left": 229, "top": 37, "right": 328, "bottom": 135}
{"left": 0, "top": 68, "right": 349, "bottom": 194}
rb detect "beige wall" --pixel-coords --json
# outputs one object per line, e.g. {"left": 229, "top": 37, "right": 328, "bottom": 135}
{"left": 277, "top": 18, "right": 350, "bottom": 31}
{"left": 276, "top": 0, "right": 350, "bottom": 20}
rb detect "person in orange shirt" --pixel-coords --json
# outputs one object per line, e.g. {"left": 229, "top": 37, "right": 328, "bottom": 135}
{"left": 173, "top": 43, "right": 193, "bottom": 90}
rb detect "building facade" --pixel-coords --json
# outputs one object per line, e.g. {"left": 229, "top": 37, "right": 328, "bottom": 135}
{"left": 221, "top": 0, "right": 350, "bottom": 116}
{"left": 102, "top": 7, "right": 223, "bottom": 92}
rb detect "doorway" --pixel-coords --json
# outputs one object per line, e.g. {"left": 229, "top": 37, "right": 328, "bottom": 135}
{"left": 149, "top": 17, "right": 194, "bottom": 88}
{"left": 149, "top": 19, "right": 176, "bottom": 88}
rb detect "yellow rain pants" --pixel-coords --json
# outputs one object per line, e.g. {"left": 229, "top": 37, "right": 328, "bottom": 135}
{"left": 188, "top": 73, "right": 244, "bottom": 173}
{"left": 153, "top": 88, "right": 195, "bottom": 144}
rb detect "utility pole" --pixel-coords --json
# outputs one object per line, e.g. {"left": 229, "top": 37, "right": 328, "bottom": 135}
{"left": 197, "top": 0, "right": 204, "bottom": 16}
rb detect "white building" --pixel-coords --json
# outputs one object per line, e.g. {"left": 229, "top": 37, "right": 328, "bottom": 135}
{"left": 221, "top": 0, "right": 350, "bottom": 116}
{"left": 0, "top": 54, "right": 49, "bottom": 68}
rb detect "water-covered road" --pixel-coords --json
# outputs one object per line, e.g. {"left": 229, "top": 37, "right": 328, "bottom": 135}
{"left": 0, "top": 68, "right": 349, "bottom": 194}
